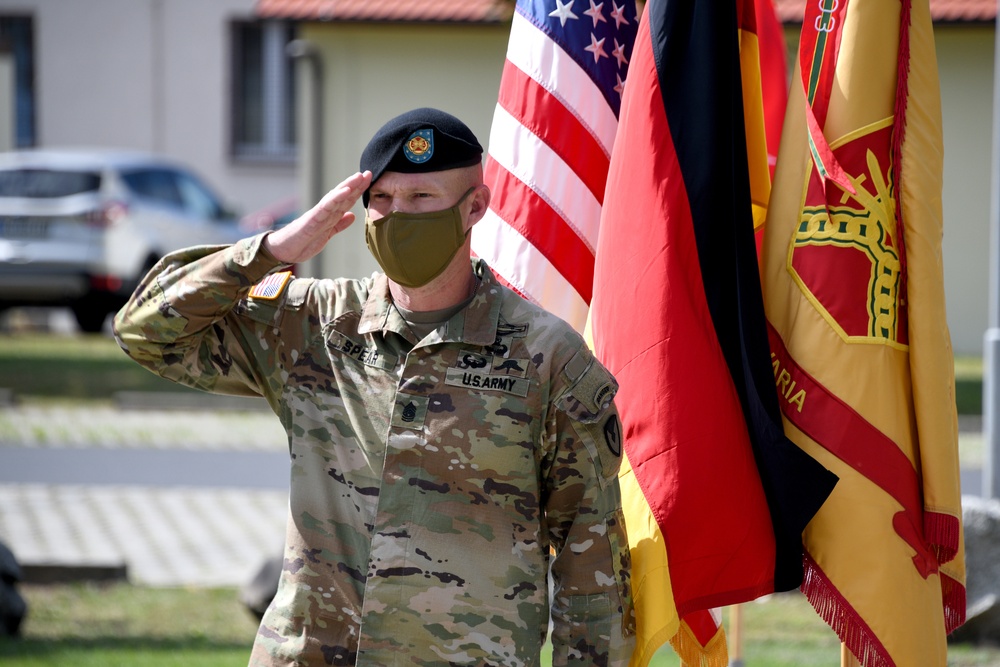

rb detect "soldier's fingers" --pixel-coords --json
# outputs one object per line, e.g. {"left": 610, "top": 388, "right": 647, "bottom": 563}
{"left": 332, "top": 211, "right": 357, "bottom": 235}
{"left": 318, "top": 172, "right": 372, "bottom": 210}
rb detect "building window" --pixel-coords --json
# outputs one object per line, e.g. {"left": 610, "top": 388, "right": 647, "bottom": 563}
{"left": 231, "top": 20, "right": 297, "bottom": 162}
{"left": 0, "top": 16, "right": 36, "bottom": 148}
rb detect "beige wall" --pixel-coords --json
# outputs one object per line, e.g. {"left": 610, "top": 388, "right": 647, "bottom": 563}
{"left": 936, "top": 24, "right": 994, "bottom": 356}
{"left": 0, "top": 0, "right": 298, "bottom": 217}
{"left": 299, "top": 21, "right": 509, "bottom": 281}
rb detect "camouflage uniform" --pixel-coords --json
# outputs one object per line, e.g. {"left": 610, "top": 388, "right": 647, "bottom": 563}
{"left": 113, "top": 233, "right": 635, "bottom": 667}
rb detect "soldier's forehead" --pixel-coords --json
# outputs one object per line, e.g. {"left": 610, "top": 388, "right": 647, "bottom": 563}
{"left": 370, "top": 169, "right": 467, "bottom": 194}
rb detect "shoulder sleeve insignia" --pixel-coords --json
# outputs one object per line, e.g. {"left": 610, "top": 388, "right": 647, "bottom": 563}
{"left": 556, "top": 348, "right": 619, "bottom": 424}
{"left": 603, "top": 415, "right": 622, "bottom": 457}
{"left": 249, "top": 271, "right": 292, "bottom": 300}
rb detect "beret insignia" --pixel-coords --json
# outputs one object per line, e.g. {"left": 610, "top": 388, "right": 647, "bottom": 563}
{"left": 359, "top": 108, "right": 483, "bottom": 205}
{"left": 403, "top": 129, "right": 434, "bottom": 163}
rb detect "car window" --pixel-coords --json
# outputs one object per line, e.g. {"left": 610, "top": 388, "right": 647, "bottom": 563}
{"left": 174, "top": 171, "right": 226, "bottom": 220}
{"left": 121, "top": 169, "right": 184, "bottom": 208}
{"left": 121, "top": 168, "right": 226, "bottom": 220}
{"left": 0, "top": 169, "right": 101, "bottom": 197}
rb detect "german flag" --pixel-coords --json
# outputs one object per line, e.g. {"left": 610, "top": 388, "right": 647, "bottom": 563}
{"left": 589, "top": 0, "right": 837, "bottom": 664}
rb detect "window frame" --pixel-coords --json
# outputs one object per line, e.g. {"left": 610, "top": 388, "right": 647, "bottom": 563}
{"left": 229, "top": 18, "right": 298, "bottom": 166}
{"left": 0, "top": 14, "right": 36, "bottom": 149}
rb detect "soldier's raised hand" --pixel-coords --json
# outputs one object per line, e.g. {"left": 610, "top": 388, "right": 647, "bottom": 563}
{"left": 263, "top": 171, "right": 373, "bottom": 265}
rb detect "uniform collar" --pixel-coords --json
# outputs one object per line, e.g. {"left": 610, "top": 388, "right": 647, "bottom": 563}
{"left": 357, "top": 258, "right": 501, "bottom": 347}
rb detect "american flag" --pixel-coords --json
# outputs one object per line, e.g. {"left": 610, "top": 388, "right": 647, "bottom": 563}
{"left": 471, "top": 0, "right": 637, "bottom": 333}
{"left": 248, "top": 271, "right": 292, "bottom": 300}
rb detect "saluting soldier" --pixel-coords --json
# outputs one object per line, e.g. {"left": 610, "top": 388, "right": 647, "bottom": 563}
{"left": 114, "top": 107, "right": 635, "bottom": 667}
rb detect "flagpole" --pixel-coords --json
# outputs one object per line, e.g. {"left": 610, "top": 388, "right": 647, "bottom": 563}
{"left": 983, "top": 4, "right": 1000, "bottom": 500}
{"left": 728, "top": 605, "right": 744, "bottom": 667}
{"left": 841, "top": 643, "right": 861, "bottom": 666}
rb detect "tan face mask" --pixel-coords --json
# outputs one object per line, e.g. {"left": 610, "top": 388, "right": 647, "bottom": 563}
{"left": 364, "top": 188, "right": 475, "bottom": 288}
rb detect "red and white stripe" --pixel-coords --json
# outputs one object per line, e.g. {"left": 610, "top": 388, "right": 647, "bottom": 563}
{"left": 472, "top": 10, "right": 620, "bottom": 333}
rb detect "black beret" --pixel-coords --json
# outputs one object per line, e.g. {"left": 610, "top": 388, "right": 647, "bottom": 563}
{"left": 360, "top": 107, "right": 484, "bottom": 206}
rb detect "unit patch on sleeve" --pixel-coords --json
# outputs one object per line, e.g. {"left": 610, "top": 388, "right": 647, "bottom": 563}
{"left": 249, "top": 271, "right": 292, "bottom": 300}
{"left": 603, "top": 415, "right": 622, "bottom": 457}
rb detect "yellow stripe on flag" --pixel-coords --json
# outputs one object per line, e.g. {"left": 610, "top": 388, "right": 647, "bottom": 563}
{"left": 739, "top": 27, "right": 771, "bottom": 233}
{"left": 618, "top": 451, "right": 680, "bottom": 667}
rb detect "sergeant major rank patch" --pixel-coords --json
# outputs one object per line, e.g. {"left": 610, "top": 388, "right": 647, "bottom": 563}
{"left": 249, "top": 271, "right": 292, "bottom": 300}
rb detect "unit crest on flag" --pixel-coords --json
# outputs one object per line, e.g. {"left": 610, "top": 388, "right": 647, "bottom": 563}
{"left": 788, "top": 120, "right": 907, "bottom": 348}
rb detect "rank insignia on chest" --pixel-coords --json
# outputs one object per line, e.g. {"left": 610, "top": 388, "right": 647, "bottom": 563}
{"left": 249, "top": 271, "right": 292, "bottom": 300}
{"left": 391, "top": 394, "right": 428, "bottom": 429}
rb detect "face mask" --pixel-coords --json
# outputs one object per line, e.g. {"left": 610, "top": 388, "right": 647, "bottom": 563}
{"left": 365, "top": 188, "right": 475, "bottom": 288}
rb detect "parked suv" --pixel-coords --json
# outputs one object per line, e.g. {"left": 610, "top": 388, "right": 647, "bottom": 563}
{"left": 0, "top": 149, "right": 249, "bottom": 332}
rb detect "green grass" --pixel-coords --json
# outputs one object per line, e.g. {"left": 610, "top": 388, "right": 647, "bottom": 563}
{"left": 0, "top": 583, "right": 258, "bottom": 666}
{"left": 0, "top": 333, "right": 200, "bottom": 400}
{"left": 955, "top": 356, "right": 984, "bottom": 415}
{"left": 0, "top": 334, "right": 987, "bottom": 414}
{"left": 2, "top": 584, "right": 998, "bottom": 666}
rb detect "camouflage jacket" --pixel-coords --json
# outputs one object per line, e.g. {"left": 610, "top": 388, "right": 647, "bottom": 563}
{"left": 113, "top": 234, "right": 635, "bottom": 667}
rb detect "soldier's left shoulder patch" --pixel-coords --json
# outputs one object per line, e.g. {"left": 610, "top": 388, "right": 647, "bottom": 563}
{"left": 556, "top": 348, "right": 618, "bottom": 424}
{"left": 603, "top": 414, "right": 622, "bottom": 457}
{"left": 249, "top": 271, "right": 292, "bottom": 300}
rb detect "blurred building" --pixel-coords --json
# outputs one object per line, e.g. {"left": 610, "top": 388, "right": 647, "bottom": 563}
{"left": 0, "top": 0, "right": 512, "bottom": 283}
{"left": 0, "top": 0, "right": 994, "bottom": 354}
{"left": 0, "top": 0, "right": 300, "bottom": 228}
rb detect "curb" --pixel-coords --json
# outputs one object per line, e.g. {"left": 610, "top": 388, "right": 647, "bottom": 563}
{"left": 20, "top": 562, "right": 128, "bottom": 585}
{"left": 112, "top": 391, "right": 267, "bottom": 412}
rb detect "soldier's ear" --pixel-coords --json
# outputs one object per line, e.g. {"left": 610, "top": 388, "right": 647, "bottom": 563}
{"left": 466, "top": 185, "right": 491, "bottom": 229}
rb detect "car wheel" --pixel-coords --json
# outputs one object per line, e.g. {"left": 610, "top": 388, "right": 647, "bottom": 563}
{"left": 71, "top": 304, "right": 109, "bottom": 333}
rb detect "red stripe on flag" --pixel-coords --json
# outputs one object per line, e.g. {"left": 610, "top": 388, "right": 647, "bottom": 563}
{"left": 766, "top": 324, "right": 938, "bottom": 577}
{"left": 755, "top": 0, "right": 787, "bottom": 177}
{"left": 799, "top": 0, "right": 847, "bottom": 122}
{"left": 497, "top": 60, "right": 610, "bottom": 204}
{"left": 684, "top": 609, "right": 722, "bottom": 647}
{"left": 797, "top": 0, "right": 855, "bottom": 194}
{"left": 484, "top": 159, "right": 594, "bottom": 304}
{"left": 739, "top": 0, "right": 758, "bottom": 33}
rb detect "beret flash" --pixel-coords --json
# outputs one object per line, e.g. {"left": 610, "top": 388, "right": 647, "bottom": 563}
{"left": 360, "top": 107, "right": 484, "bottom": 205}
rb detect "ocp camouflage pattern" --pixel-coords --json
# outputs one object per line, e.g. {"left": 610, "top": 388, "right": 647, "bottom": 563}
{"left": 113, "top": 234, "right": 635, "bottom": 666}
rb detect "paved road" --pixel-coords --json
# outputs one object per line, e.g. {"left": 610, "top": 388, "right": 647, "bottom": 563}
{"left": 1, "top": 447, "right": 287, "bottom": 489}
{"left": 0, "top": 404, "right": 988, "bottom": 588}
{"left": 0, "top": 404, "right": 290, "bottom": 587}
